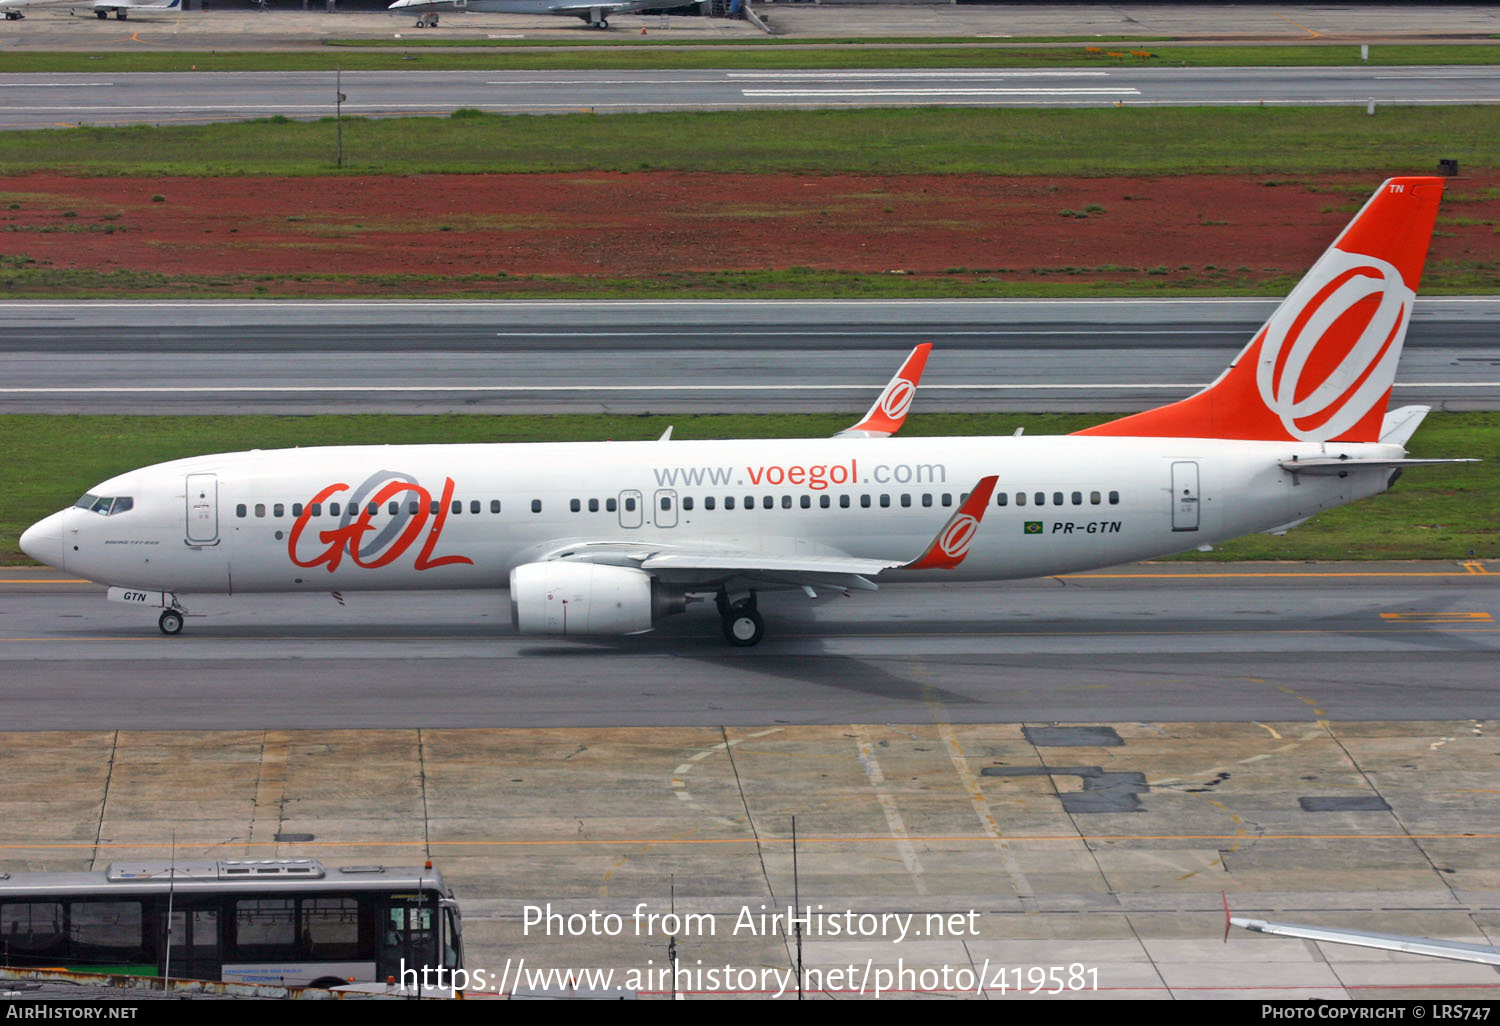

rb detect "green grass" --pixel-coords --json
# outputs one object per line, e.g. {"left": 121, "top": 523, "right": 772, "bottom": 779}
{"left": 5, "top": 43, "right": 1497, "bottom": 73}
{"left": 2, "top": 413, "right": 1493, "bottom": 565}
{"left": 3, "top": 106, "right": 1496, "bottom": 177}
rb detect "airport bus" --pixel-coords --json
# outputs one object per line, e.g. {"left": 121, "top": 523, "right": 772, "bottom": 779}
{"left": 0, "top": 858, "right": 462, "bottom": 989}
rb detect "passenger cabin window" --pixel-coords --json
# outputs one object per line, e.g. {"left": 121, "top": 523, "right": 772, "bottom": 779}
{"left": 724, "top": 497, "right": 735, "bottom": 510}
{"left": 683, "top": 497, "right": 694, "bottom": 511}
{"left": 531, "top": 500, "right": 542, "bottom": 513}
{"left": 624, "top": 497, "right": 636, "bottom": 512}
{"left": 587, "top": 499, "right": 598, "bottom": 513}
{"left": 705, "top": 497, "right": 716, "bottom": 511}
{"left": 839, "top": 495, "right": 850, "bottom": 509}
{"left": 274, "top": 503, "right": 285, "bottom": 518}
{"left": 607, "top": 498, "right": 618, "bottom": 513}
{"left": 293, "top": 503, "right": 304, "bottom": 517}
{"left": 236, "top": 504, "right": 247, "bottom": 518}
{"left": 470, "top": 500, "right": 480, "bottom": 515}
{"left": 571, "top": 499, "right": 582, "bottom": 513}
{"left": 492, "top": 500, "right": 503, "bottom": 514}
{"left": 1109, "top": 490, "right": 1121, "bottom": 505}
{"left": 900, "top": 494, "right": 911, "bottom": 508}
{"left": 388, "top": 501, "right": 400, "bottom": 515}
{"left": 1072, "top": 492, "right": 1083, "bottom": 505}
{"left": 1090, "top": 491, "right": 1101, "bottom": 505}
{"left": 255, "top": 504, "right": 266, "bottom": 518}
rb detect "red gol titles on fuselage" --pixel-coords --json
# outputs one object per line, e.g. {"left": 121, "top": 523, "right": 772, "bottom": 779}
{"left": 287, "top": 476, "right": 473, "bottom": 573}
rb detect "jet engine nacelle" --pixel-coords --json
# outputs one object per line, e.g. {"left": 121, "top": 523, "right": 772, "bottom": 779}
{"left": 509, "top": 561, "right": 685, "bottom": 635}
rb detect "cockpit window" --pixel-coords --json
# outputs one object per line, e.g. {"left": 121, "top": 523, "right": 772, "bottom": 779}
{"left": 76, "top": 495, "right": 134, "bottom": 516}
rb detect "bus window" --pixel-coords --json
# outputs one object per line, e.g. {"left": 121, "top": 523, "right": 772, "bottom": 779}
{"left": 302, "top": 898, "right": 361, "bottom": 961}
{"left": 70, "top": 900, "right": 144, "bottom": 971}
{"left": 0, "top": 901, "right": 64, "bottom": 962}
{"left": 232, "top": 898, "right": 297, "bottom": 961}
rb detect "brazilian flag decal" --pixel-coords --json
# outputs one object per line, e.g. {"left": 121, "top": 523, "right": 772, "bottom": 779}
{"left": 1024, "top": 521, "right": 1044, "bottom": 535}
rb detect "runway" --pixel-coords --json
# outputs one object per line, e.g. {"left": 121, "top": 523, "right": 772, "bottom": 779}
{"left": 4, "top": 65, "right": 1499, "bottom": 127}
{"left": 1, "top": 298, "right": 1495, "bottom": 414}
{"left": 1, "top": 563, "right": 1493, "bottom": 730}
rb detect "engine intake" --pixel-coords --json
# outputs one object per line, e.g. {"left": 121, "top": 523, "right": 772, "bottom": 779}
{"left": 509, "top": 562, "right": 685, "bottom": 636}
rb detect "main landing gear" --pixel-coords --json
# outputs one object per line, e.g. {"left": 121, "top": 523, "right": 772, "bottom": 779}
{"left": 716, "top": 589, "right": 764, "bottom": 647}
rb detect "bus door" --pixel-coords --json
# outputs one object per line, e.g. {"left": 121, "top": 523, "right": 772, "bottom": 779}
{"left": 378, "top": 896, "right": 439, "bottom": 983}
{"left": 159, "top": 904, "right": 221, "bottom": 981}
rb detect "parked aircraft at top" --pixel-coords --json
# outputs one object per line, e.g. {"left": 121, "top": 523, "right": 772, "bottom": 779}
{"left": 387, "top": 0, "right": 662, "bottom": 30}
{"left": 0, "top": 0, "right": 177, "bottom": 19}
{"left": 19, "top": 178, "right": 1470, "bottom": 645}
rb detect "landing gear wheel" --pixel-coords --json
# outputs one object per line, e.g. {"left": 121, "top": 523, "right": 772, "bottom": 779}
{"left": 722, "top": 608, "right": 764, "bottom": 647}
{"left": 95, "top": 9, "right": 108, "bottom": 17}
{"left": 716, "top": 590, "right": 763, "bottom": 647}
{"left": 598, "top": 18, "right": 608, "bottom": 28}
{"left": 158, "top": 609, "right": 184, "bottom": 636}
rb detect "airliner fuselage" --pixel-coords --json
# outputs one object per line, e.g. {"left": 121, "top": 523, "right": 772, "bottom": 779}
{"left": 23, "top": 434, "right": 1396, "bottom": 596}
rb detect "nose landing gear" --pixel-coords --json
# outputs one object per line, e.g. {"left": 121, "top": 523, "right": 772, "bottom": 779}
{"left": 716, "top": 589, "right": 763, "bottom": 647}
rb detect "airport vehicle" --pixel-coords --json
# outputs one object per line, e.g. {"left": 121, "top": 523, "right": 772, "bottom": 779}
{"left": 387, "top": 0, "right": 661, "bottom": 30}
{"left": 0, "top": 0, "right": 177, "bottom": 20}
{"left": 0, "top": 858, "right": 462, "bottom": 988}
{"left": 18, "top": 177, "right": 1470, "bottom": 646}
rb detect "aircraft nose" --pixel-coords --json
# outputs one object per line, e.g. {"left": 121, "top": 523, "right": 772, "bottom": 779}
{"left": 19, "top": 510, "right": 66, "bottom": 570}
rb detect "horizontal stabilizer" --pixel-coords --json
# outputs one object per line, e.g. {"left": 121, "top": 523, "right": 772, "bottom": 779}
{"left": 1280, "top": 455, "right": 1478, "bottom": 475}
{"left": 1379, "top": 405, "right": 1429, "bottom": 445}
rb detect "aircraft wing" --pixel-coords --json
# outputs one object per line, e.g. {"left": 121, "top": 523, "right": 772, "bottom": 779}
{"left": 1230, "top": 916, "right": 1500, "bottom": 966}
{"left": 540, "top": 0, "right": 657, "bottom": 11}
{"left": 537, "top": 475, "right": 999, "bottom": 589}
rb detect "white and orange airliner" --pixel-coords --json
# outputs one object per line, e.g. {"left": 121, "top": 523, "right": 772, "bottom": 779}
{"left": 19, "top": 177, "right": 1470, "bottom": 645}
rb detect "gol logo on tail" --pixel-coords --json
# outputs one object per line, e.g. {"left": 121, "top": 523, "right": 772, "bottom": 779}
{"left": 288, "top": 474, "right": 473, "bottom": 573}
{"left": 879, "top": 379, "right": 918, "bottom": 421}
{"left": 1256, "top": 248, "right": 1412, "bottom": 441}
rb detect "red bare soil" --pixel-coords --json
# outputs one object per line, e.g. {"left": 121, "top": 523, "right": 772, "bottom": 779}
{"left": 1, "top": 171, "right": 1495, "bottom": 291}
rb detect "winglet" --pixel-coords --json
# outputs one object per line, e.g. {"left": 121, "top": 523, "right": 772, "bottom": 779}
{"left": 902, "top": 475, "right": 998, "bottom": 570}
{"left": 835, "top": 343, "right": 932, "bottom": 438}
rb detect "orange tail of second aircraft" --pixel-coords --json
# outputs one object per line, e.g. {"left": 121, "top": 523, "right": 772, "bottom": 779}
{"left": 1076, "top": 177, "right": 1445, "bottom": 444}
